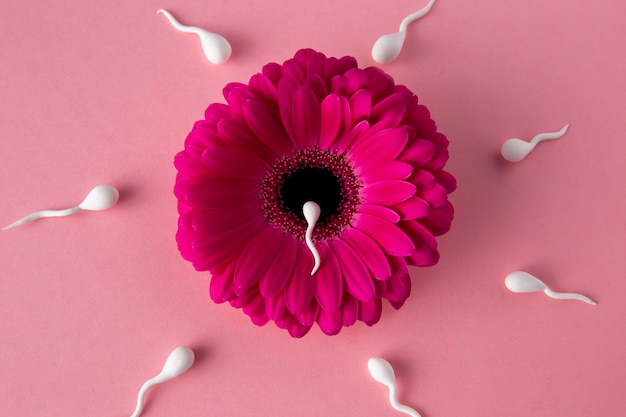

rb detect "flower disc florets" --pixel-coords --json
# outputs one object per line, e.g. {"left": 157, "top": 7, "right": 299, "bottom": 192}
{"left": 260, "top": 148, "right": 361, "bottom": 241}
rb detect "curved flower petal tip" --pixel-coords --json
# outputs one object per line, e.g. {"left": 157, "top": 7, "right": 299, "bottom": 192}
{"left": 174, "top": 48, "right": 455, "bottom": 337}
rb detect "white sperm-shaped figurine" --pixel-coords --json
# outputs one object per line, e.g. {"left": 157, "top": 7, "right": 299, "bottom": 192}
{"left": 371, "top": 0, "right": 437, "bottom": 64}
{"left": 368, "top": 357, "right": 422, "bottom": 417}
{"left": 2, "top": 184, "right": 119, "bottom": 230}
{"left": 130, "top": 346, "right": 195, "bottom": 417}
{"left": 303, "top": 201, "right": 321, "bottom": 276}
{"left": 504, "top": 271, "right": 597, "bottom": 305}
{"left": 501, "top": 124, "right": 569, "bottom": 162}
{"left": 157, "top": 9, "right": 232, "bottom": 64}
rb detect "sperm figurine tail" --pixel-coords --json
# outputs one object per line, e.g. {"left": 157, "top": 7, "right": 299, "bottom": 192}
{"left": 3, "top": 207, "right": 80, "bottom": 230}
{"left": 387, "top": 385, "right": 422, "bottom": 417}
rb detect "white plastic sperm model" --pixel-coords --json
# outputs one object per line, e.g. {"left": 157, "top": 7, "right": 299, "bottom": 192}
{"left": 2, "top": 184, "right": 119, "bottom": 230}
{"left": 504, "top": 271, "right": 597, "bottom": 305}
{"left": 368, "top": 357, "right": 422, "bottom": 417}
{"left": 129, "top": 346, "right": 196, "bottom": 417}
{"left": 501, "top": 124, "right": 569, "bottom": 162}
{"left": 303, "top": 201, "right": 321, "bottom": 276}
{"left": 157, "top": 9, "right": 232, "bottom": 65}
{"left": 371, "top": 0, "right": 437, "bottom": 64}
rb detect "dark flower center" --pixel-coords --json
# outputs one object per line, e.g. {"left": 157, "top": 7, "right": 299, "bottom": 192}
{"left": 260, "top": 148, "right": 362, "bottom": 241}
{"left": 281, "top": 167, "right": 342, "bottom": 224}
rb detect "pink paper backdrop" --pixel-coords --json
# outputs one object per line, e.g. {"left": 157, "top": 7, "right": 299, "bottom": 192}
{"left": 1, "top": 1, "right": 625, "bottom": 416}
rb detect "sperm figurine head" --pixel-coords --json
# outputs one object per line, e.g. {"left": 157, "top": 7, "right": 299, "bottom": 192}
{"left": 371, "top": 0, "right": 437, "bottom": 64}
{"left": 372, "top": 32, "right": 407, "bottom": 64}
{"left": 368, "top": 357, "right": 397, "bottom": 387}
{"left": 78, "top": 184, "right": 120, "bottom": 211}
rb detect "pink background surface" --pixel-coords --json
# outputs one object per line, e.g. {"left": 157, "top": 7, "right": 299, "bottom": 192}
{"left": 1, "top": 0, "right": 625, "bottom": 416}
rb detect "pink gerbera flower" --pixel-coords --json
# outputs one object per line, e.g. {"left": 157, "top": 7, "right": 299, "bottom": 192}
{"left": 174, "top": 49, "right": 455, "bottom": 337}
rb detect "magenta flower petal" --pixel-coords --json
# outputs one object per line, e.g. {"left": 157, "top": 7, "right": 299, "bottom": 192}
{"left": 420, "top": 183, "right": 449, "bottom": 208}
{"left": 304, "top": 74, "right": 328, "bottom": 103}
{"left": 342, "top": 228, "right": 392, "bottom": 280}
{"left": 301, "top": 49, "right": 326, "bottom": 75}
{"left": 193, "top": 245, "right": 242, "bottom": 272}
{"left": 400, "top": 139, "right": 437, "bottom": 167}
{"left": 203, "top": 102, "right": 230, "bottom": 122}
{"left": 425, "top": 148, "right": 449, "bottom": 171}
{"left": 402, "top": 221, "right": 439, "bottom": 266}
{"left": 349, "top": 128, "right": 408, "bottom": 166}
{"left": 349, "top": 88, "right": 372, "bottom": 124}
{"left": 216, "top": 119, "right": 276, "bottom": 162}
{"left": 406, "top": 241, "right": 436, "bottom": 267}
{"left": 224, "top": 84, "right": 253, "bottom": 121}
{"left": 230, "top": 284, "right": 260, "bottom": 307}
{"left": 243, "top": 99, "right": 294, "bottom": 154}
{"left": 282, "top": 58, "right": 305, "bottom": 82}
{"left": 262, "top": 62, "right": 282, "bottom": 86}
{"left": 419, "top": 201, "right": 454, "bottom": 236}
{"left": 265, "top": 292, "right": 290, "bottom": 322}
{"left": 330, "top": 75, "right": 349, "bottom": 96}
{"left": 317, "top": 308, "right": 343, "bottom": 336}
{"left": 358, "top": 203, "right": 401, "bottom": 224}
{"left": 234, "top": 226, "right": 283, "bottom": 292}
{"left": 329, "top": 238, "right": 376, "bottom": 302}
{"left": 341, "top": 296, "right": 359, "bottom": 327}
{"left": 360, "top": 161, "right": 413, "bottom": 184}
{"left": 324, "top": 55, "right": 357, "bottom": 79}
{"left": 192, "top": 215, "right": 264, "bottom": 254}
{"left": 371, "top": 99, "right": 406, "bottom": 130}
{"left": 354, "top": 213, "right": 415, "bottom": 257}
{"left": 175, "top": 152, "right": 210, "bottom": 179}
{"left": 328, "top": 96, "right": 351, "bottom": 151}
{"left": 313, "top": 242, "right": 343, "bottom": 312}
{"left": 297, "top": 300, "right": 320, "bottom": 327}
{"left": 388, "top": 255, "right": 409, "bottom": 278}
{"left": 174, "top": 49, "right": 455, "bottom": 337}
{"left": 209, "top": 263, "right": 236, "bottom": 303}
{"left": 277, "top": 76, "right": 299, "bottom": 140}
{"left": 371, "top": 91, "right": 408, "bottom": 115}
{"left": 358, "top": 299, "right": 382, "bottom": 325}
{"left": 202, "top": 148, "right": 270, "bottom": 180}
{"left": 315, "top": 242, "right": 343, "bottom": 311}
{"left": 435, "top": 170, "right": 457, "bottom": 193}
{"left": 259, "top": 233, "right": 298, "bottom": 298}
{"left": 385, "top": 275, "right": 411, "bottom": 303}
{"left": 345, "top": 68, "right": 368, "bottom": 95}
{"left": 186, "top": 178, "right": 257, "bottom": 209}
{"left": 363, "top": 67, "right": 395, "bottom": 103}
{"left": 292, "top": 84, "right": 321, "bottom": 148}
{"left": 402, "top": 219, "right": 438, "bottom": 250}
{"left": 284, "top": 243, "right": 316, "bottom": 315}
{"left": 319, "top": 94, "right": 342, "bottom": 149}
{"left": 191, "top": 218, "right": 263, "bottom": 256}
{"left": 410, "top": 169, "right": 436, "bottom": 192}
{"left": 243, "top": 295, "right": 270, "bottom": 326}
{"left": 363, "top": 180, "right": 416, "bottom": 206}
{"left": 249, "top": 73, "right": 279, "bottom": 106}
{"left": 392, "top": 197, "right": 431, "bottom": 220}
{"left": 223, "top": 82, "right": 248, "bottom": 98}
{"left": 192, "top": 202, "right": 261, "bottom": 234}
{"left": 333, "top": 119, "right": 368, "bottom": 153}
{"left": 287, "top": 319, "right": 312, "bottom": 338}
